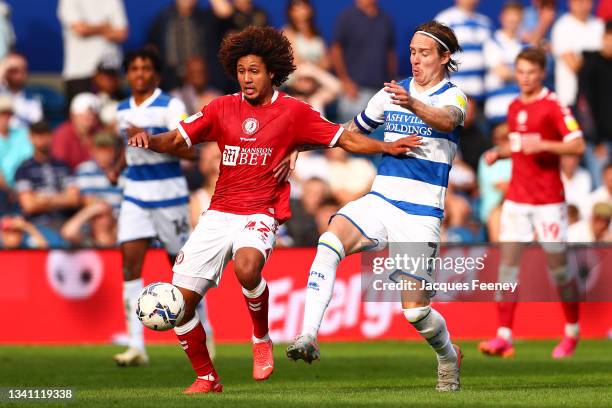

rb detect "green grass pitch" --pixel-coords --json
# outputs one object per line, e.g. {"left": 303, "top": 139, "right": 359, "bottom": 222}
{"left": 1, "top": 340, "right": 611, "bottom": 407}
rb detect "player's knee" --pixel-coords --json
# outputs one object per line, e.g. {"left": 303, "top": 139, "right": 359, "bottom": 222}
{"left": 234, "top": 258, "right": 261, "bottom": 289}
{"left": 403, "top": 305, "right": 431, "bottom": 324}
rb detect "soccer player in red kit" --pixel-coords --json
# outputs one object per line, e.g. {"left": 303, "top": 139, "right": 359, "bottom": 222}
{"left": 128, "top": 26, "right": 421, "bottom": 394}
{"left": 480, "top": 48, "right": 585, "bottom": 359}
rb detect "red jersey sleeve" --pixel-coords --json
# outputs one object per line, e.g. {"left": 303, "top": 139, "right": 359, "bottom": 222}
{"left": 176, "top": 99, "right": 221, "bottom": 147}
{"left": 292, "top": 101, "right": 344, "bottom": 148}
{"left": 549, "top": 97, "right": 583, "bottom": 142}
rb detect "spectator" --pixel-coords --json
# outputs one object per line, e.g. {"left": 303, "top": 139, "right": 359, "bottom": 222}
{"left": 61, "top": 201, "right": 116, "bottom": 247}
{"left": 561, "top": 155, "right": 592, "bottom": 208}
{"left": 285, "top": 63, "right": 342, "bottom": 114}
{"left": 568, "top": 201, "right": 612, "bottom": 242}
{"left": 0, "top": 1, "right": 15, "bottom": 60}
{"left": 189, "top": 142, "right": 221, "bottom": 228}
{"left": 14, "top": 121, "right": 80, "bottom": 247}
{"left": 458, "top": 96, "right": 490, "bottom": 171}
{"left": 520, "top": 0, "right": 557, "bottom": 47}
{"left": 325, "top": 147, "right": 376, "bottom": 205}
{"left": 57, "top": 0, "right": 128, "bottom": 107}
{"left": 478, "top": 124, "right": 512, "bottom": 241}
{"left": 92, "top": 56, "right": 126, "bottom": 127}
{"left": 284, "top": 0, "right": 330, "bottom": 70}
{"left": 579, "top": 22, "right": 612, "bottom": 187}
{"left": 0, "top": 53, "right": 43, "bottom": 128}
{"left": 567, "top": 203, "right": 580, "bottom": 225}
{"left": 52, "top": 92, "right": 101, "bottom": 170}
{"left": 332, "top": 0, "right": 396, "bottom": 122}
{"left": 483, "top": 1, "right": 526, "bottom": 125}
{"left": 148, "top": 0, "right": 223, "bottom": 91}
{"left": 210, "top": 0, "right": 269, "bottom": 34}
{"left": 435, "top": 0, "right": 493, "bottom": 101}
{"left": 291, "top": 151, "right": 330, "bottom": 199}
{"left": 315, "top": 198, "right": 340, "bottom": 236}
{"left": 171, "top": 57, "right": 222, "bottom": 115}
{"left": 551, "top": 0, "right": 604, "bottom": 108}
{"left": 579, "top": 162, "right": 612, "bottom": 220}
{"left": 74, "top": 131, "right": 123, "bottom": 214}
{"left": 0, "top": 95, "right": 32, "bottom": 189}
{"left": 285, "top": 177, "right": 330, "bottom": 246}
{"left": 0, "top": 215, "right": 47, "bottom": 249}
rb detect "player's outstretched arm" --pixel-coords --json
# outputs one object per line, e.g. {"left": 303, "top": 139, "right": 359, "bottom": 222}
{"left": 128, "top": 129, "right": 196, "bottom": 160}
{"left": 384, "top": 81, "right": 463, "bottom": 133}
{"left": 336, "top": 129, "right": 422, "bottom": 156}
{"left": 521, "top": 135, "right": 585, "bottom": 156}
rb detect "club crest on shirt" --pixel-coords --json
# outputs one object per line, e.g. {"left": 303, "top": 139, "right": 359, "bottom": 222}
{"left": 242, "top": 118, "right": 259, "bottom": 135}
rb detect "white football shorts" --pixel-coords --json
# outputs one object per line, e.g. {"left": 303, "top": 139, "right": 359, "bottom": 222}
{"left": 172, "top": 210, "right": 278, "bottom": 286}
{"left": 499, "top": 200, "right": 567, "bottom": 253}
{"left": 334, "top": 193, "right": 441, "bottom": 283}
{"left": 117, "top": 199, "right": 190, "bottom": 255}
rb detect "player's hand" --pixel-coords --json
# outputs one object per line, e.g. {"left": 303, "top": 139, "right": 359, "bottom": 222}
{"left": 273, "top": 150, "right": 298, "bottom": 183}
{"left": 384, "top": 80, "right": 413, "bottom": 109}
{"left": 128, "top": 131, "right": 151, "bottom": 149}
{"left": 484, "top": 148, "right": 500, "bottom": 165}
{"left": 383, "top": 136, "right": 422, "bottom": 155}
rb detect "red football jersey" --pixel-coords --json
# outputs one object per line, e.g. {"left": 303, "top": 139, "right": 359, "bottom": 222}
{"left": 177, "top": 91, "right": 343, "bottom": 223}
{"left": 506, "top": 88, "right": 583, "bottom": 205}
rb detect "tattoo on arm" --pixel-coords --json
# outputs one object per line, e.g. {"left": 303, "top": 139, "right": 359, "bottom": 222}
{"left": 445, "top": 106, "right": 464, "bottom": 129}
{"left": 342, "top": 119, "right": 362, "bottom": 133}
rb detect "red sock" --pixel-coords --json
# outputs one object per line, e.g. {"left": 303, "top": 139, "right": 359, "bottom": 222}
{"left": 175, "top": 315, "right": 216, "bottom": 378}
{"left": 498, "top": 302, "right": 517, "bottom": 329}
{"left": 557, "top": 278, "right": 580, "bottom": 324}
{"left": 243, "top": 283, "right": 269, "bottom": 339}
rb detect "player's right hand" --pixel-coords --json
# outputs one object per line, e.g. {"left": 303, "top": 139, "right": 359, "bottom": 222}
{"left": 484, "top": 148, "right": 500, "bottom": 165}
{"left": 384, "top": 136, "right": 422, "bottom": 155}
{"left": 128, "top": 131, "right": 150, "bottom": 149}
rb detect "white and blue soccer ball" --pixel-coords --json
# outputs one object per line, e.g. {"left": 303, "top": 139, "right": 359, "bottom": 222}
{"left": 136, "top": 282, "right": 185, "bottom": 331}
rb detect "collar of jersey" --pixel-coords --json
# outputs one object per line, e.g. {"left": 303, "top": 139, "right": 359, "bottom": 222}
{"left": 130, "top": 88, "right": 161, "bottom": 109}
{"left": 408, "top": 77, "right": 449, "bottom": 97}
{"left": 240, "top": 90, "right": 279, "bottom": 106}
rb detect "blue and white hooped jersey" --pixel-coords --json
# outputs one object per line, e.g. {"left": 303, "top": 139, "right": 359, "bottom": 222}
{"left": 353, "top": 78, "right": 467, "bottom": 219}
{"left": 435, "top": 6, "right": 492, "bottom": 99}
{"left": 483, "top": 30, "right": 526, "bottom": 124}
{"left": 116, "top": 88, "right": 189, "bottom": 208}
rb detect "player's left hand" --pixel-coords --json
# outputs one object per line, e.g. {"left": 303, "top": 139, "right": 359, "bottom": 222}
{"left": 128, "top": 131, "right": 151, "bottom": 149}
{"left": 384, "top": 80, "right": 413, "bottom": 109}
{"left": 274, "top": 150, "right": 298, "bottom": 183}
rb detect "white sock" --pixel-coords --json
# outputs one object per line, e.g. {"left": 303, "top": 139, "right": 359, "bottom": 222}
{"left": 197, "top": 373, "right": 216, "bottom": 381}
{"left": 301, "top": 232, "right": 345, "bottom": 339}
{"left": 565, "top": 322, "right": 580, "bottom": 338}
{"left": 497, "top": 326, "right": 513, "bottom": 342}
{"left": 253, "top": 333, "right": 271, "bottom": 344}
{"left": 403, "top": 306, "right": 457, "bottom": 367}
{"left": 124, "top": 278, "right": 144, "bottom": 351}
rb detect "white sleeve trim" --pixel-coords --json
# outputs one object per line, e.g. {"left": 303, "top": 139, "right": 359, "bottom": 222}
{"left": 177, "top": 123, "right": 193, "bottom": 147}
{"left": 329, "top": 126, "right": 344, "bottom": 147}
{"left": 563, "top": 131, "right": 583, "bottom": 142}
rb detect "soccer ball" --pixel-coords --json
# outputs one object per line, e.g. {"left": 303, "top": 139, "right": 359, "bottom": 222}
{"left": 136, "top": 282, "right": 185, "bottom": 331}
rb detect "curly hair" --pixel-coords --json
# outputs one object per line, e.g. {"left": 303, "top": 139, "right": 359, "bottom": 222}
{"left": 218, "top": 26, "right": 296, "bottom": 87}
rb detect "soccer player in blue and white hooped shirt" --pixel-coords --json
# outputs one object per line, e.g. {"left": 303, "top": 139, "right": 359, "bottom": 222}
{"left": 287, "top": 21, "right": 467, "bottom": 392}
{"left": 111, "top": 49, "right": 213, "bottom": 366}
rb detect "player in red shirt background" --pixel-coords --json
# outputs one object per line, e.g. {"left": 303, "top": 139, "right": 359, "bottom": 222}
{"left": 480, "top": 48, "right": 585, "bottom": 359}
{"left": 128, "top": 26, "right": 421, "bottom": 394}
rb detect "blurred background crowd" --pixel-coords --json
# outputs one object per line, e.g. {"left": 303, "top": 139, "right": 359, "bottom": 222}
{"left": 0, "top": 0, "right": 611, "bottom": 250}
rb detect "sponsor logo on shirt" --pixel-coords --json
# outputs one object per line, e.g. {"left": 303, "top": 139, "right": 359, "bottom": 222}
{"left": 222, "top": 145, "right": 273, "bottom": 166}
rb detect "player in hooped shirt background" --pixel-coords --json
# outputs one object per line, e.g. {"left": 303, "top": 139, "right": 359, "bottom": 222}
{"left": 480, "top": 48, "right": 586, "bottom": 359}
{"left": 127, "top": 27, "right": 421, "bottom": 394}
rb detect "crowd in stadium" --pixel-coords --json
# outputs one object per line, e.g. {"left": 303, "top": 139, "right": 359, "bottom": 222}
{"left": 0, "top": 0, "right": 611, "bottom": 249}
